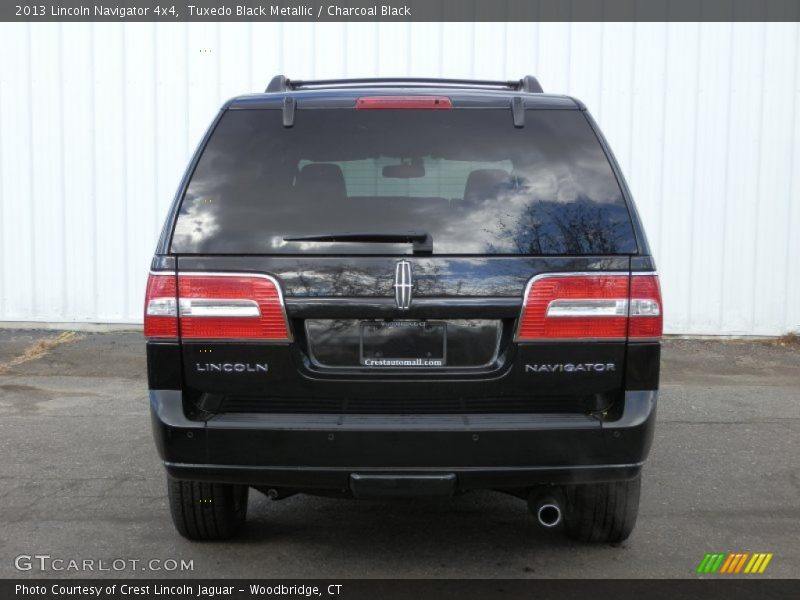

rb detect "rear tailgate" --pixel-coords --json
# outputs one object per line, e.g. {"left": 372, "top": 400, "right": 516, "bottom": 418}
{"left": 174, "top": 255, "right": 631, "bottom": 414}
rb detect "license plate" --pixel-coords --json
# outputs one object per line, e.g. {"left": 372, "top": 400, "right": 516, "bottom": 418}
{"left": 360, "top": 320, "right": 446, "bottom": 367}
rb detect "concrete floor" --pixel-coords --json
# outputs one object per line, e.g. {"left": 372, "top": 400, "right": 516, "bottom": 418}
{"left": 0, "top": 330, "right": 798, "bottom": 578}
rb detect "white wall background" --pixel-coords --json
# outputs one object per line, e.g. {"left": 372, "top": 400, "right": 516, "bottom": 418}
{"left": 0, "top": 22, "right": 798, "bottom": 335}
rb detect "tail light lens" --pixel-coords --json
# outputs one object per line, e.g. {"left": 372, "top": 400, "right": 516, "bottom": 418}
{"left": 144, "top": 272, "right": 291, "bottom": 341}
{"left": 628, "top": 275, "right": 663, "bottom": 338}
{"left": 515, "top": 273, "right": 662, "bottom": 341}
{"left": 144, "top": 273, "right": 178, "bottom": 339}
{"left": 178, "top": 273, "right": 290, "bottom": 340}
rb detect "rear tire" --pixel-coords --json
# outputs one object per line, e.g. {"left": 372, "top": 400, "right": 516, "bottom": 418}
{"left": 167, "top": 476, "right": 249, "bottom": 540}
{"left": 563, "top": 475, "right": 641, "bottom": 543}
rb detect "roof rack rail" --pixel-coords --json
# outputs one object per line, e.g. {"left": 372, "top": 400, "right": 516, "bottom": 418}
{"left": 265, "top": 75, "right": 543, "bottom": 93}
{"left": 520, "top": 75, "right": 544, "bottom": 94}
{"left": 266, "top": 75, "right": 289, "bottom": 93}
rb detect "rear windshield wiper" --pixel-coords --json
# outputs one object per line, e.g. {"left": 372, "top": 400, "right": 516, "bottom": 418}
{"left": 283, "top": 232, "right": 433, "bottom": 254}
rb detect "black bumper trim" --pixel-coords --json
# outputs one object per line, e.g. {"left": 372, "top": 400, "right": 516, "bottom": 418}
{"left": 150, "top": 389, "right": 657, "bottom": 488}
{"left": 164, "top": 462, "right": 644, "bottom": 490}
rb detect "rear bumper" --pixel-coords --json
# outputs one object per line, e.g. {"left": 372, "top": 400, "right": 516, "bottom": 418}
{"left": 150, "top": 390, "right": 657, "bottom": 490}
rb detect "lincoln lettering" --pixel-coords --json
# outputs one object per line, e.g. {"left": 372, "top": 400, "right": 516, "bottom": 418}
{"left": 196, "top": 363, "right": 268, "bottom": 373}
{"left": 525, "top": 363, "right": 616, "bottom": 373}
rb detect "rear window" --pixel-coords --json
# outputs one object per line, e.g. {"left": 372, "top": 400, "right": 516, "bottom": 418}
{"left": 171, "top": 108, "right": 636, "bottom": 255}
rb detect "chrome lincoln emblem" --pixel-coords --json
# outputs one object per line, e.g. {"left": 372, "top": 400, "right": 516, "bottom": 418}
{"left": 394, "top": 260, "right": 413, "bottom": 310}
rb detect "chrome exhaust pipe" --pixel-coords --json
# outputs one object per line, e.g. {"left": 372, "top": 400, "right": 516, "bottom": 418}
{"left": 528, "top": 489, "right": 563, "bottom": 528}
{"left": 535, "top": 498, "right": 562, "bottom": 528}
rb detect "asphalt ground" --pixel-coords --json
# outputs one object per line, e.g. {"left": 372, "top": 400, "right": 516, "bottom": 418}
{"left": 0, "top": 330, "right": 798, "bottom": 579}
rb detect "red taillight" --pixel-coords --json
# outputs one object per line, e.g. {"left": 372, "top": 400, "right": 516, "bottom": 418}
{"left": 355, "top": 96, "right": 453, "bottom": 110}
{"left": 515, "top": 273, "right": 662, "bottom": 341}
{"left": 628, "top": 275, "right": 663, "bottom": 338}
{"left": 144, "top": 273, "right": 178, "bottom": 339}
{"left": 145, "top": 273, "right": 290, "bottom": 341}
{"left": 178, "top": 273, "right": 290, "bottom": 340}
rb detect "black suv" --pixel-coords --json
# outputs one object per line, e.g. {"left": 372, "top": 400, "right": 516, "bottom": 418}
{"left": 146, "top": 75, "right": 661, "bottom": 543}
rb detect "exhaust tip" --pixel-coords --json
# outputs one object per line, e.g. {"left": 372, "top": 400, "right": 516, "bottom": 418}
{"left": 528, "top": 488, "right": 564, "bottom": 528}
{"left": 536, "top": 502, "right": 562, "bottom": 528}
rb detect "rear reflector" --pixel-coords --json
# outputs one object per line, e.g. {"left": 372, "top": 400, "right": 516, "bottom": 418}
{"left": 515, "top": 273, "right": 662, "bottom": 341}
{"left": 356, "top": 96, "right": 453, "bottom": 110}
{"left": 144, "top": 272, "right": 291, "bottom": 341}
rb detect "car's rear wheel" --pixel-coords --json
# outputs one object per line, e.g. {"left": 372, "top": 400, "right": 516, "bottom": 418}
{"left": 563, "top": 475, "right": 641, "bottom": 543}
{"left": 167, "top": 476, "right": 249, "bottom": 540}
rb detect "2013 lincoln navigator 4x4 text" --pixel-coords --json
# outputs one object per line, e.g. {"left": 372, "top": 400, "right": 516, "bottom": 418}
{"left": 145, "top": 75, "right": 662, "bottom": 543}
